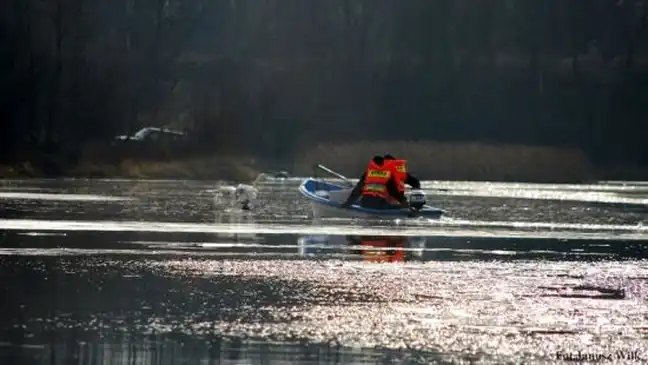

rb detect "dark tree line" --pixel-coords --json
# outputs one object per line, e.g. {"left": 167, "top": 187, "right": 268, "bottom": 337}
{"left": 1, "top": 0, "right": 647, "bottom": 167}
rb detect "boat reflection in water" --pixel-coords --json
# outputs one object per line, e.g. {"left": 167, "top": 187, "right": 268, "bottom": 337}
{"left": 297, "top": 234, "right": 426, "bottom": 262}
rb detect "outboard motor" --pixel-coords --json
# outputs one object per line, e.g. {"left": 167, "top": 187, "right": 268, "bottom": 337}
{"left": 408, "top": 189, "right": 426, "bottom": 211}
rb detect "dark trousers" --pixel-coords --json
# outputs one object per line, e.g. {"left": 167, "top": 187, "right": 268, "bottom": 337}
{"left": 359, "top": 195, "right": 403, "bottom": 210}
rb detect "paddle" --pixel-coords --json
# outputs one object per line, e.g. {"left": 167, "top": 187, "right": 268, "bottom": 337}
{"left": 316, "top": 164, "right": 349, "bottom": 181}
{"left": 315, "top": 164, "right": 356, "bottom": 188}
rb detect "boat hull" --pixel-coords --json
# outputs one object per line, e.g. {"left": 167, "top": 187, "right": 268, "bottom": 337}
{"left": 298, "top": 178, "right": 446, "bottom": 219}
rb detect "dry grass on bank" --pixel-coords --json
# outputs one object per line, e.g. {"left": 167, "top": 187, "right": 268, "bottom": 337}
{"left": 295, "top": 141, "right": 597, "bottom": 182}
{"left": 0, "top": 162, "right": 38, "bottom": 178}
{"left": 0, "top": 155, "right": 259, "bottom": 182}
{"left": 68, "top": 156, "right": 259, "bottom": 181}
{"left": 1, "top": 141, "right": 646, "bottom": 182}
{"left": 57, "top": 142, "right": 260, "bottom": 181}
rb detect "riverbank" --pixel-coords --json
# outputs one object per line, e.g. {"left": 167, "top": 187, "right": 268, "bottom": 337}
{"left": 0, "top": 141, "right": 646, "bottom": 182}
{"left": 294, "top": 141, "right": 648, "bottom": 183}
{"left": 0, "top": 156, "right": 260, "bottom": 182}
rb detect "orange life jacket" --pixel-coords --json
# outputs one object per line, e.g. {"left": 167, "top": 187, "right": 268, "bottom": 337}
{"left": 361, "top": 237, "right": 405, "bottom": 263}
{"left": 386, "top": 159, "right": 407, "bottom": 193}
{"left": 361, "top": 160, "right": 392, "bottom": 200}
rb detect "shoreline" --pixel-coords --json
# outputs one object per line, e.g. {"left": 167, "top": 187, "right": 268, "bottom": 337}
{"left": 2, "top": 160, "right": 646, "bottom": 184}
{"left": 1, "top": 141, "right": 646, "bottom": 183}
{"left": 0, "top": 156, "right": 261, "bottom": 183}
{"left": 1, "top": 161, "right": 646, "bottom": 183}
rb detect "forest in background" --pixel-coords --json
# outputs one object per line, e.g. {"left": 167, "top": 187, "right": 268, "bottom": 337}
{"left": 1, "top": 0, "right": 647, "bottom": 180}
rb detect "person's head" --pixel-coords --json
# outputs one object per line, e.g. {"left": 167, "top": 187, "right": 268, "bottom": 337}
{"left": 383, "top": 154, "right": 396, "bottom": 161}
{"left": 371, "top": 155, "right": 384, "bottom": 165}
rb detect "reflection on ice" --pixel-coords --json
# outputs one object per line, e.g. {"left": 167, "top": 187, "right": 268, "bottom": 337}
{"left": 212, "top": 210, "right": 258, "bottom": 241}
{"left": 298, "top": 234, "right": 427, "bottom": 262}
{"left": 1, "top": 336, "right": 392, "bottom": 365}
{"left": 0, "top": 191, "right": 132, "bottom": 201}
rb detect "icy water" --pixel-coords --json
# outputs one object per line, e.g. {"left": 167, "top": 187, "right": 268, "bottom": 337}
{"left": 0, "top": 178, "right": 647, "bottom": 365}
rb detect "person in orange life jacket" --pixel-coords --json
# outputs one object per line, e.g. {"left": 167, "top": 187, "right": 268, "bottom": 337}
{"left": 383, "top": 154, "right": 421, "bottom": 190}
{"left": 340, "top": 155, "right": 407, "bottom": 210}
